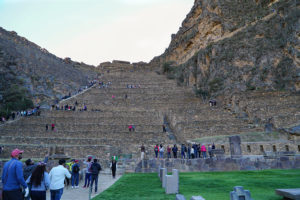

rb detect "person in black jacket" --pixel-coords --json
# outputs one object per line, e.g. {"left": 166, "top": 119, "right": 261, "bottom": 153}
{"left": 90, "top": 159, "right": 101, "bottom": 193}
{"left": 110, "top": 157, "right": 117, "bottom": 179}
{"left": 172, "top": 144, "right": 178, "bottom": 158}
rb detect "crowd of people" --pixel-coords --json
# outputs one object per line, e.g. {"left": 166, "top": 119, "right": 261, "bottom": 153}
{"left": 0, "top": 106, "right": 41, "bottom": 124}
{"left": 51, "top": 101, "right": 88, "bottom": 112}
{"left": 1, "top": 149, "right": 108, "bottom": 200}
{"left": 126, "top": 84, "right": 141, "bottom": 89}
{"left": 98, "top": 81, "right": 112, "bottom": 89}
{"left": 151, "top": 143, "right": 216, "bottom": 159}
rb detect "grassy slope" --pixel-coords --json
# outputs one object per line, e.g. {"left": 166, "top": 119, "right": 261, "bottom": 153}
{"left": 94, "top": 169, "right": 300, "bottom": 200}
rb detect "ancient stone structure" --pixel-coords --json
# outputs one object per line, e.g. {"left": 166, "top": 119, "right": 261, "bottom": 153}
{"left": 133, "top": 156, "right": 300, "bottom": 173}
{"left": 229, "top": 136, "right": 242, "bottom": 159}
{"left": 165, "top": 169, "right": 179, "bottom": 194}
{"left": 276, "top": 188, "right": 300, "bottom": 200}
{"left": 230, "top": 186, "right": 253, "bottom": 200}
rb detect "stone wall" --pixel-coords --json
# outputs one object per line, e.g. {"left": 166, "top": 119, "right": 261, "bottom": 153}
{"left": 128, "top": 156, "right": 300, "bottom": 173}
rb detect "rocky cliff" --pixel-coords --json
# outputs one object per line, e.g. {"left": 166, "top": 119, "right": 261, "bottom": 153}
{"left": 0, "top": 27, "right": 98, "bottom": 114}
{"left": 151, "top": 0, "right": 300, "bottom": 97}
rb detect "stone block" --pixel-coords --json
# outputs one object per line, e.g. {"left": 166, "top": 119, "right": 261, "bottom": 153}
{"left": 162, "top": 168, "right": 167, "bottom": 188}
{"left": 165, "top": 169, "right": 179, "bottom": 194}
{"left": 276, "top": 188, "right": 300, "bottom": 200}
{"left": 229, "top": 136, "right": 242, "bottom": 159}
{"left": 190, "top": 196, "right": 205, "bottom": 200}
{"left": 230, "top": 186, "right": 253, "bottom": 200}
{"left": 175, "top": 194, "right": 186, "bottom": 200}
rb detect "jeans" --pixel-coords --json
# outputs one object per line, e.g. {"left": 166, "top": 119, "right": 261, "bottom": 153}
{"left": 159, "top": 151, "right": 164, "bottom": 158}
{"left": 30, "top": 190, "right": 46, "bottom": 200}
{"left": 181, "top": 152, "right": 185, "bottom": 159}
{"left": 72, "top": 173, "right": 79, "bottom": 186}
{"left": 3, "top": 189, "right": 23, "bottom": 200}
{"left": 167, "top": 152, "right": 171, "bottom": 158}
{"left": 90, "top": 174, "right": 99, "bottom": 192}
{"left": 50, "top": 188, "right": 64, "bottom": 200}
{"left": 202, "top": 151, "right": 207, "bottom": 158}
{"left": 84, "top": 173, "right": 91, "bottom": 187}
{"left": 155, "top": 151, "right": 158, "bottom": 158}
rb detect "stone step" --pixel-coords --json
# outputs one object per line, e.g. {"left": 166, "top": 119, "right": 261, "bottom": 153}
{"left": 15, "top": 116, "right": 162, "bottom": 125}
{"left": 0, "top": 130, "right": 167, "bottom": 138}
{"left": 0, "top": 124, "right": 163, "bottom": 132}
{"left": 42, "top": 110, "right": 160, "bottom": 118}
{"left": 0, "top": 135, "right": 171, "bottom": 146}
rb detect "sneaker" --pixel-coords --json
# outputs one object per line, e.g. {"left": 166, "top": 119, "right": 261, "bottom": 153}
{"left": 71, "top": 186, "right": 74, "bottom": 189}
{"left": 83, "top": 186, "right": 86, "bottom": 188}
{"left": 76, "top": 186, "right": 79, "bottom": 188}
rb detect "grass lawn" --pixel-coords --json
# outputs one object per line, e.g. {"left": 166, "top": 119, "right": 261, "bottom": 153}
{"left": 93, "top": 169, "right": 300, "bottom": 200}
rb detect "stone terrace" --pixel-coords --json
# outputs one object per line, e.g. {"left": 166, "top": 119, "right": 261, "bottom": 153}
{"left": 0, "top": 68, "right": 299, "bottom": 160}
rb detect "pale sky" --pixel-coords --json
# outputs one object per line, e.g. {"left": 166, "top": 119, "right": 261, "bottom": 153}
{"left": 0, "top": 0, "right": 194, "bottom": 65}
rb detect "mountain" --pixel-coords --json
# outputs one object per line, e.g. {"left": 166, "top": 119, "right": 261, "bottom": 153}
{"left": 150, "top": 0, "right": 300, "bottom": 98}
{"left": 0, "top": 27, "right": 99, "bottom": 115}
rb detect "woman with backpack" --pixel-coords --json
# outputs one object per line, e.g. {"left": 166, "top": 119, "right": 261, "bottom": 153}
{"left": 26, "top": 162, "right": 50, "bottom": 200}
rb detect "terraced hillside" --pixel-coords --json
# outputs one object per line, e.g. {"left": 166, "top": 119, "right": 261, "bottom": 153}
{"left": 1, "top": 65, "right": 298, "bottom": 160}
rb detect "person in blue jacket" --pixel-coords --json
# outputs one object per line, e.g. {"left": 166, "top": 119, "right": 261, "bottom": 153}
{"left": 2, "top": 148, "right": 29, "bottom": 200}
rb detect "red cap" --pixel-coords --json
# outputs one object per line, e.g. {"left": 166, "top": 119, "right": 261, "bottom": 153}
{"left": 11, "top": 149, "right": 24, "bottom": 157}
{"left": 75, "top": 160, "right": 79, "bottom": 163}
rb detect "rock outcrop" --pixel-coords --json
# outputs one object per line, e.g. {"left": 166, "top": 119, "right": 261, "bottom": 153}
{"left": 151, "top": 0, "right": 300, "bottom": 96}
{"left": 0, "top": 27, "right": 98, "bottom": 109}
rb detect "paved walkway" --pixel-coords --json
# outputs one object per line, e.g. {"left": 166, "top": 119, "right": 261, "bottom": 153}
{"left": 46, "top": 174, "right": 122, "bottom": 200}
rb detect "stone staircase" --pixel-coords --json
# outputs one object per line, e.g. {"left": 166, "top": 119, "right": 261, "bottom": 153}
{"left": 0, "top": 68, "right": 299, "bottom": 160}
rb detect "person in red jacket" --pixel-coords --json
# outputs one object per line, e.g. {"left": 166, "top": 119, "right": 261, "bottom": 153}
{"left": 201, "top": 145, "right": 207, "bottom": 159}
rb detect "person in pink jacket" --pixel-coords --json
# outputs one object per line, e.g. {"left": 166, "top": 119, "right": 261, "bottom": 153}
{"left": 201, "top": 145, "right": 207, "bottom": 159}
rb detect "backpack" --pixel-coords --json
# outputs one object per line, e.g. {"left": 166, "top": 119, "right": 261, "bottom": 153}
{"left": 73, "top": 165, "right": 79, "bottom": 173}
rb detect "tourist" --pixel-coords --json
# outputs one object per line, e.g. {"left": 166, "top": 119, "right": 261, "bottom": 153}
{"left": 141, "top": 144, "right": 145, "bottom": 160}
{"left": 172, "top": 144, "right": 178, "bottom": 158}
{"left": 201, "top": 145, "right": 207, "bottom": 159}
{"left": 51, "top": 123, "right": 55, "bottom": 131}
{"left": 2, "top": 149, "right": 29, "bottom": 200}
{"left": 46, "top": 124, "right": 48, "bottom": 131}
{"left": 191, "top": 146, "right": 195, "bottom": 159}
{"left": 154, "top": 144, "right": 159, "bottom": 158}
{"left": 159, "top": 144, "right": 164, "bottom": 159}
{"left": 197, "top": 144, "right": 201, "bottom": 158}
{"left": 181, "top": 144, "right": 186, "bottom": 159}
{"left": 90, "top": 159, "right": 102, "bottom": 193}
{"left": 212, "top": 143, "right": 215, "bottom": 150}
{"left": 83, "top": 157, "right": 92, "bottom": 188}
{"left": 208, "top": 144, "right": 213, "bottom": 158}
{"left": 49, "top": 159, "right": 71, "bottom": 200}
{"left": 110, "top": 157, "right": 117, "bottom": 179}
{"left": 26, "top": 162, "right": 50, "bottom": 200}
{"left": 0, "top": 146, "right": 3, "bottom": 154}
{"left": 24, "top": 156, "right": 49, "bottom": 182}
{"left": 167, "top": 146, "right": 171, "bottom": 158}
{"left": 162, "top": 125, "right": 166, "bottom": 132}
{"left": 192, "top": 144, "right": 198, "bottom": 158}
{"left": 71, "top": 160, "right": 80, "bottom": 188}
{"left": 128, "top": 125, "right": 133, "bottom": 132}
{"left": 187, "top": 144, "right": 191, "bottom": 159}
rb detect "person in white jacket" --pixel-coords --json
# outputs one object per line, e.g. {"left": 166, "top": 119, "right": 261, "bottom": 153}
{"left": 49, "top": 159, "right": 71, "bottom": 200}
